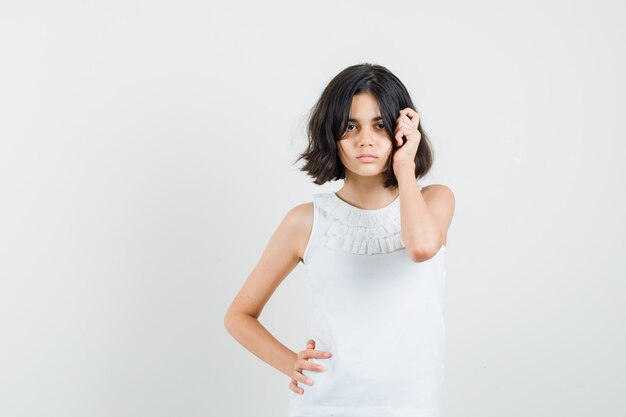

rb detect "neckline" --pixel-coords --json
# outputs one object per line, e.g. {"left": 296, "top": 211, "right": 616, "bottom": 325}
{"left": 331, "top": 192, "right": 400, "bottom": 213}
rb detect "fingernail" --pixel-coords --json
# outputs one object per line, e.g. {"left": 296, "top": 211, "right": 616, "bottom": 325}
{"left": 324, "top": 352, "right": 332, "bottom": 357}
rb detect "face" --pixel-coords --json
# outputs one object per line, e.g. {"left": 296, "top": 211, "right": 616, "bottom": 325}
{"left": 337, "top": 92, "right": 393, "bottom": 178}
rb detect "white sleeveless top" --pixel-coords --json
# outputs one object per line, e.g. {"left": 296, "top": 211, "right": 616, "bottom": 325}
{"left": 288, "top": 188, "right": 447, "bottom": 417}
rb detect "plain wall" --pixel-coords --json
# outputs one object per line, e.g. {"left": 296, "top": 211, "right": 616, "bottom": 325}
{"left": 1, "top": 1, "right": 624, "bottom": 416}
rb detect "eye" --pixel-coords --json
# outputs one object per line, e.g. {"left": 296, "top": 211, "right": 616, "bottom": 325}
{"left": 345, "top": 124, "right": 357, "bottom": 132}
{"left": 376, "top": 123, "right": 385, "bottom": 129}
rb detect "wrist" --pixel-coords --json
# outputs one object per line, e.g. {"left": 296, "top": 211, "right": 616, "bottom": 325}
{"left": 393, "top": 161, "right": 416, "bottom": 176}
{"left": 282, "top": 351, "right": 297, "bottom": 378}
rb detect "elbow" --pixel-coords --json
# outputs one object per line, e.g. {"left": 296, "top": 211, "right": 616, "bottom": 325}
{"left": 223, "top": 310, "right": 234, "bottom": 334}
{"left": 223, "top": 306, "right": 240, "bottom": 335}
{"left": 408, "top": 243, "right": 440, "bottom": 263}
{"left": 224, "top": 307, "right": 255, "bottom": 335}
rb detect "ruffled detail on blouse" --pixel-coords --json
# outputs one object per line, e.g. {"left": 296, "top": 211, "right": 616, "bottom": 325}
{"left": 316, "top": 192, "right": 410, "bottom": 255}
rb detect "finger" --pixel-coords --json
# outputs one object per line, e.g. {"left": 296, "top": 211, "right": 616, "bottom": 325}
{"left": 412, "top": 114, "right": 420, "bottom": 129}
{"left": 401, "top": 107, "right": 418, "bottom": 118}
{"left": 400, "top": 109, "right": 420, "bottom": 128}
{"left": 398, "top": 113, "right": 414, "bottom": 128}
{"left": 304, "top": 348, "right": 332, "bottom": 359}
{"left": 300, "top": 359, "right": 325, "bottom": 372}
{"left": 293, "top": 368, "right": 314, "bottom": 386}
{"left": 400, "top": 117, "right": 419, "bottom": 135}
{"left": 401, "top": 118, "right": 414, "bottom": 130}
{"left": 396, "top": 113, "right": 407, "bottom": 123}
{"left": 394, "top": 126, "right": 402, "bottom": 145}
{"left": 289, "top": 379, "right": 304, "bottom": 394}
{"left": 395, "top": 122, "right": 406, "bottom": 136}
{"left": 398, "top": 108, "right": 414, "bottom": 119}
{"left": 299, "top": 347, "right": 329, "bottom": 360}
{"left": 395, "top": 127, "right": 405, "bottom": 146}
{"left": 298, "top": 339, "right": 315, "bottom": 356}
{"left": 408, "top": 111, "right": 420, "bottom": 128}
{"left": 401, "top": 113, "right": 415, "bottom": 126}
{"left": 402, "top": 123, "right": 417, "bottom": 136}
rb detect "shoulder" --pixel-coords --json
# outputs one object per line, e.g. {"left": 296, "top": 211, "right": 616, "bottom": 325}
{"left": 420, "top": 184, "right": 455, "bottom": 247}
{"left": 285, "top": 201, "right": 313, "bottom": 225}
{"left": 420, "top": 183, "right": 455, "bottom": 217}
{"left": 258, "top": 202, "right": 313, "bottom": 265}
{"left": 269, "top": 201, "right": 313, "bottom": 241}
{"left": 283, "top": 202, "right": 314, "bottom": 262}
{"left": 421, "top": 183, "right": 455, "bottom": 200}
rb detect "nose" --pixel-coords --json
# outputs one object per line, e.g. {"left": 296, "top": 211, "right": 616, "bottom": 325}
{"left": 356, "top": 126, "right": 375, "bottom": 147}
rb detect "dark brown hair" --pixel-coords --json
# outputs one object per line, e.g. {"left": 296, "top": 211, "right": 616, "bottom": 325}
{"left": 295, "top": 63, "right": 433, "bottom": 187}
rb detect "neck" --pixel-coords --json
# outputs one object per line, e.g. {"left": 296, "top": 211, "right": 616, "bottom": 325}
{"left": 335, "top": 173, "right": 399, "bottom": 210}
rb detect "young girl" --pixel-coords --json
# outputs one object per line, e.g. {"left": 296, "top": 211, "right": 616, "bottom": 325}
{"left": 224, "top": 63, "right": 455, "bottom": 417}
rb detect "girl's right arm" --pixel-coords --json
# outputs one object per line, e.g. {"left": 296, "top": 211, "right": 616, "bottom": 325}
{"left": 223, "top": 203, "right": 331, "bottom": 393}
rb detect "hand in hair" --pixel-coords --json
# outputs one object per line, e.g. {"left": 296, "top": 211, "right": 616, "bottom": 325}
{"left": 392, "top": 107, "right": 421, "bottom": 167}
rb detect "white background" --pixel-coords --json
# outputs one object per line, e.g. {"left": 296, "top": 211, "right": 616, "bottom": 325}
{"left": 1, "top": 1, "right": 625, "bottom": 416}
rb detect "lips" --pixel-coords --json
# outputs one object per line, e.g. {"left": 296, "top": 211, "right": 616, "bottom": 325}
{"left": 357, "top": 154, "right": 377, "bottom": 163}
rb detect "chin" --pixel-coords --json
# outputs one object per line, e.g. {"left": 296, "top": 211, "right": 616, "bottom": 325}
{"left": 349, "top": 168, "right": 385, "bottom": 177}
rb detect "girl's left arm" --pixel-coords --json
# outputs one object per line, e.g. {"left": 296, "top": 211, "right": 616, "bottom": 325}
{"left": 392, "top": 107, "right": 455, "bottom": 262}
{"left": 395, "top": 162, "right": 455, "bottom": 262}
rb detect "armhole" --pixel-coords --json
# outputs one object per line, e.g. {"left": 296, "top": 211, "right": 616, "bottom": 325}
{"left": 302, "top": 198, "right": 318, "bottom": 265}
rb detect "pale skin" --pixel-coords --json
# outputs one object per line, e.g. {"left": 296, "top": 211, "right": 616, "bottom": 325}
{"left": 223, "top": 91, "right": 455, "bottom": 395}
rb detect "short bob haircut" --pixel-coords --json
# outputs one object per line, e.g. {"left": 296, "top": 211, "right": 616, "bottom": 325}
{"left": 296, "top": 63, "right": 433, "bottom": 188}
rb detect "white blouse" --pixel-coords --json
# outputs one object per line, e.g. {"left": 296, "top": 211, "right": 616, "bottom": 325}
{"left": 288, "top": 188, "right": 448, "bottom": 417}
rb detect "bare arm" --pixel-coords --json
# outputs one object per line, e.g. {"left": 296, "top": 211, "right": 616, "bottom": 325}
{"left": 395, "top": 162, "right": 456, "bottom": 262}
{"left": 223, "top": 203, "right": 312, "bottom": 378}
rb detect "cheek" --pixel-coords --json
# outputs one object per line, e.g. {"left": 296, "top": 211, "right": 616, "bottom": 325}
{"left": 381, "top": 141, "right": 393, "bottom": 156}
{"left": 338, "top": 142, "right": 353, "bottom": 154}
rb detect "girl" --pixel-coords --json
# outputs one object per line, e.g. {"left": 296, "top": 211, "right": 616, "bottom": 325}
{"left": 224, "top": 63, "right": 455, "bottom": 417}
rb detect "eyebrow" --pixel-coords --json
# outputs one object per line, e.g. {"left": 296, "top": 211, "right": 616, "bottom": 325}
{"left": 347, "top": 116, "right": 384, "bottom": 122}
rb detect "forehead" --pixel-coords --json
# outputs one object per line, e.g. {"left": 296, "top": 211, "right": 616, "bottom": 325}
{"left": 349, "top": 92, "right": 381, "bottom": 116}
